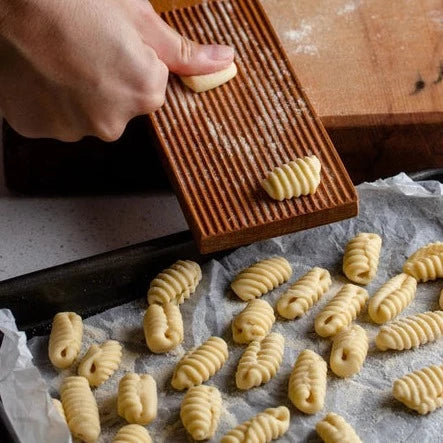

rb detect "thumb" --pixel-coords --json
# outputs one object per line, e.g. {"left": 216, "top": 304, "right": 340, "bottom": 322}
{"left": 143, "top": 8, "right": 234, "bottom": 76}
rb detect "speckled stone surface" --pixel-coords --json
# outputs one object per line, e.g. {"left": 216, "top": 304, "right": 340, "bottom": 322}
{"left": 0, "top": 121, "right": 187, "bottom": 281}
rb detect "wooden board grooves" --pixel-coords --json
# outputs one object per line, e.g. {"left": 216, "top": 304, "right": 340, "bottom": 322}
{"left": 151, "top": 0, "right": 358, "bottom": 253}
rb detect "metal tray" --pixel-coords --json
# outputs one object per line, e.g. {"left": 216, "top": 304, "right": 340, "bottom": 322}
{"left": 0, "top": 168, "right": 441, "bottom": 442}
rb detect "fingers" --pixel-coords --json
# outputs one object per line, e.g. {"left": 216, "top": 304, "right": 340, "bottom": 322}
{"left": 138, "top": 4, "right": 234, "bottom": 76}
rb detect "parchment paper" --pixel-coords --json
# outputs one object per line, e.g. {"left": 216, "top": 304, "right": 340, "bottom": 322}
{"left": 5, "top": 173, "right": 443, "bottom": 442}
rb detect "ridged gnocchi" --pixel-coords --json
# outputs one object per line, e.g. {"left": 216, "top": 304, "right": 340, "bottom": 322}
{"left": 288, "top": 350, "right": 327, "bottom": 414}
{"left": 393, "top": 364, "right": 443, "bottom": 415}
{"left": 180, "top": 385, "right": 222, "bottom": 440}
{"left": 316, "top": 412, "right": 362, "bottom": 443}
{"left": 315, "top": 284, "right": 368, "bottom": 338}
{"left": 48, "top": 312, "right": 83, "bottom": 369}
{"left": 375, "top": 310, "right": 443, "bottom": 351}
{"left": 329, "top": 325, "right": 368, "bottom": 378}
{"left": 368, "top": 273, "right": 417, "bottom": 324}
{"left": 60, "top": 376, "right": 100, "bottom": 443}
{"left": 236, "top": 332, "right": 284, "bottom": 390}
{"left": 171, "top": 336, "right": 228, "bottom": 390}
{"left": 231, "top": 257, "right": 292, "bottom": 301}
{"left": 343, "top": 233, "right": 382, "bottom": 285}
{"left": 277, "top": 267, "right": 331, "bottom": 319}
{"left": 143, "top": 303, "right": 184, "bottom": 353}
{"left": 221, "top": 406, "right": 290, "bottom": 443}
{"left": 403, "top": 242, "right": 443, "bottom": 282}
{"left": 118, "top": 373, "right": 157, "bottom": 425}
{"left": 261, "top": 155, "right": 322, "bottom": 201}
{"left": 78, "top": 340, "right": 122, "bottom": 387}
{"left": 147, "top": 260, "right": 202, "bottom": 305}
{"left": 112, "top": 424, "right": 152, "bottom": 443}
{"left": 232, "top": 299, "right": 275, "bottom": 344}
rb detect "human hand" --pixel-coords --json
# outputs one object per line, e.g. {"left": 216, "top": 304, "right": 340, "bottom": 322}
{"left": 0, "top": 0, "right": 234, "bottom": 141}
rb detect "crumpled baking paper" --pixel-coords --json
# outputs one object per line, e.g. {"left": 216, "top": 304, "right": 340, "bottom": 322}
{"left": 0, "top": 309, "right": 71, "bottom": 443}
{"left": 3, "top": 173, "right": 443, "bottom": 442}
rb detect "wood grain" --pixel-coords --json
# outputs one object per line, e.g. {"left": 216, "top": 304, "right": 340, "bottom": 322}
{"left": 261, "top": 0, "right": 443, "bottom": 127}
{"left": 150, "top": 0, "right": 357, "bottom": 253}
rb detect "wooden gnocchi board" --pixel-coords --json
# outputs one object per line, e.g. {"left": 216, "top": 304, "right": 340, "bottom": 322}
{"left": 149, "top": 0, "right": 358, "bottom": 253}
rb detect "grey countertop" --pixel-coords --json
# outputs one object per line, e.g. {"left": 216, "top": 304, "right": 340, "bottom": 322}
{"left": 0, "top": 120, "right": 187, "bottom": 281}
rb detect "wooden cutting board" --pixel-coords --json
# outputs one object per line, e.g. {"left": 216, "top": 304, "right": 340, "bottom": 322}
{"left": 153, "top": 0, "right": 443, "bottom": 183}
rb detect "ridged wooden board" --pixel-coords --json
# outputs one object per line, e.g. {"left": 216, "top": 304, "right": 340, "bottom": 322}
{"left": 150, "top": 0, "right": 358, "bottom": 253}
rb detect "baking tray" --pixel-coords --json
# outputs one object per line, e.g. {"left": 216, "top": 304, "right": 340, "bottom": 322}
{"left": 0, "top": 168, "right": 441, "bottom": 442}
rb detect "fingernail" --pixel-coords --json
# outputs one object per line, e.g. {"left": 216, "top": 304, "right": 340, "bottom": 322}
{"left": 206, "top": 44, "right": 234, "bottom": 61}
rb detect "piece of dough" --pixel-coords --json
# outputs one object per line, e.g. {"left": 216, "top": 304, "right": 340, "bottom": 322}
{"left": 329, "top": 325, "right": 368, "bottom": 378}
{"left": 147, "top": 260, "right": 202, "bottom": 305}
{"left": 180, "top": 62, "right": 237, "bottom": 93}
{"left": 316, "top": 412, "right": 362, "bottom": 443}
{"left": 52, "top": 398, "right": 67, "bottom": 423}
{"left": 171, "top": 336, "right": 228, "bottom": 390}
{"left": 277, "top": 267, "right": 331, "bottom": 319}
{"left": 112, "top": 424, "right": 152, "bottom": 443}
{"left": 118, "top": 373, "right": 157, "bottom": 425}
{"left": 48, "top": 312, "right": 83, "bottom": 369}
{"left": 403, "top": 242, "right": 443, "bottom": 282}
{"left": 220, "top": 406, "right": 290, "bottom": 443}
{"left": 393, "top": 364, "right": 443, "bottom": 415}
{"left": 180, "top": 385, "right": 222, "bottom": 441}
{"left": 375, "top": 310, "right": 443, "bottom": 351}
{"left": 261, "top": 155, "right": 322, "bottom": 201}
{"left": 143, "top": 303, "right": 184, "bottom": 353}
{"left": 315, "top": 284, "right": 368, "bottom": 338}
{"left": 288, "top": 349, "right": 327, "bottom": 414}
{"left": 231, "top": 257, "right": 292, "bottom": 301}
{"left": 232, "top": 299, "right": 275, "bottom": 344}
{"left": 343, "top": 233, "right": 382, "bottom": 285}
{"left": 368, "top": 273, "right": 417, "bottom": 324}
{"left": 440, "top": 289, "right": 443, "bottom": 310}
{"left": 60, "top": 376, "right": 100, "bottom": 443}
{"left": 77, "top": 340, "right": 122, "bottom": 387}
{"left": 236, "top": 332, "right": 284, "bottom": 390}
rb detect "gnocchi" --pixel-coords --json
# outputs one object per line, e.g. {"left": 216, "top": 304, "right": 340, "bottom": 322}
{"left": 232, "top": 299, "right": 275, "bottom": 344}
{"left": 143, "top": 303, "right": 184, "bottom": 353}
{"left": 231, "top": 257, "right": 292, "bottom": 301}
{"left": 343, "top": 233, "right": 382, "bottom": 285}
{"left": 277, "top": 267, "right": 331, "bottom": 319}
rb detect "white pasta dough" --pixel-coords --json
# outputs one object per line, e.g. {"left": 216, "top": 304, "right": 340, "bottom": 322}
{"left": 180, "top": 385, "right": 222, "bottom": 440}
{"left": 314, "top": 284, "right": 368, "bottom": 338}
{"left": 316, "top": 413, "right": 362, "bottom": 443}
{"left": 342, "top": 233, "right": 382, "bottom": 285}
{"left": 368, "top": 273, "right": 417, "bottom": 324}
{"left": 77, "top": 340, "right": 122, "bottom": 387}
{"left": 261, "top": 155, "right": 322, "bottom": 201}
{"left": 180, "top": 62, "right": 237, "bottom": 93}
{"left": 60, "top": 376, "right": 100, "bottom": 443}
{"left": 143, "top": 303, "right": 184, "bottom": 353}
{"left": 220, "top": 406, "right": 290, "bottom": 443}
{"left": 147, "top": 260, "right": 202, "bottom": 305}
{"left": 230, "top": 257, "right": 292, "bottom": 301}
{"left": 235, "top": 332, "right": 284, "bottom": 390}
{"left": 232, "top": 299, "right": 275, "bottom": 344}
{"left": 288, "top": 349, "right": 327, "bottom": 414}
{"left": 112, "top": 424, "right": 152, "bottom": 443}
{"left": 171, "top": 336, "right": 228, "bottom": 390}
{"left": 393, "top": 364, "right": 443, "bottom": 415}
{"left": 403, "top": 242, "right": 443, "bottom": 282}
{"left": 277, "top": 267, "right": 331, "bottom": 319}
{"left": 329, "top": 325, "right": 368, "bottom": 378}
{"left": 48, "top": 312, "right": 83, "bottom": 369}
{"left": 117, "top": 373, "right": 157, "bottom": 425}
